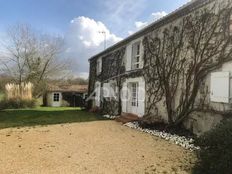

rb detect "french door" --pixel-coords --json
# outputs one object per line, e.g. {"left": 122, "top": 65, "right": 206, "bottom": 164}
{"left": 127, "top": 82, "right": 138, "bottom": 114}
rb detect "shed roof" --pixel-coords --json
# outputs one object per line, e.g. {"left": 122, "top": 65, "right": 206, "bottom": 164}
{"left": 47, "top": 84, "right": 88, "bottom": 93}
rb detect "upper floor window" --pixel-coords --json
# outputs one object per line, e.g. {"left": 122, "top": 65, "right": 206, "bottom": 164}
{"left": 96, "top": 58, "right": 102, "bottom": 75}
{"left": 103, "top": 81, "right": 117, "bottom": 99}
{"left": 131, "top": 41, "right": 141, "bottom": 70}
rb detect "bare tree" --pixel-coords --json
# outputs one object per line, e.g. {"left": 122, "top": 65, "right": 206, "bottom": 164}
{"left": 143, "top": 2, "right": 232, "bottom": 126}
{"left": 0, "top": 24, "right": 69, "bottom": 97}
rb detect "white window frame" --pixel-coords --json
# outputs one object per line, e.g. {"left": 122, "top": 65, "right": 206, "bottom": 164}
{"left": 103, "top": 81, "right": 117, "bottom": 99}
{"left": 53, "top": 93, "right": 60, "bottom": 102}
{"left": 96, "top": 58, "right": 102, "bottom": 75}
{"left": 131, "top": 41, "right": 141, "bottom": 70}
{"left": 131, "top": 82, "right": 138, "bottom": 107}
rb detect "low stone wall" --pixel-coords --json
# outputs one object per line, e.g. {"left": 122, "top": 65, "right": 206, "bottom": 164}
{"left": 184, "top": 111, "right": 223, "bottom": 136}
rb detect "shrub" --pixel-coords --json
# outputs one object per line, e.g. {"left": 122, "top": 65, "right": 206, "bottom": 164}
{"left": 0, "top": 98, "right": 36, "bottom": 110}
{"left": 193, "top": 119, "right": 232, "bottom": 174}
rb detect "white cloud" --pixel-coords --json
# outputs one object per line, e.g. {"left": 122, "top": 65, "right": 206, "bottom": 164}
{"left": 64, "top": 11, "right": 168, "bottom": 77}
{"left": 127, "top": 30, "right": 134, "bottom": 35}
{"left": 102, "top": 0, "right": 147, "bottom": 36}
{"left": 128, "top": 11, "right": 168, "bottom": 35}
{"left": 151, "top": 11, "right": 168, "bottom": 21}
{"left": 70, "top": 17, "right": 121, "bottom": 47}
{"left": 64, "top": 16, "right": 122, "bottom": 78}
{"left": 135, "top": 21, "right": 148, "bottom": 29}
{"left": 103, "top": 0, "right": 146, "bottom": 23}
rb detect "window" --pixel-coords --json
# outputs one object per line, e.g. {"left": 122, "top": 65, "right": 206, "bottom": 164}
{"left": 53, "top": 93, "right": 60, "bottom": 102}
{"left": 131, "top": 83, "right": 138, "bottom": 107}
{"left": 96, "top": 58, "right": 102, "bottom": 75}
{"left": 110, "top": 82, "right": 118, "bottom": 99}
{"left": 132, "top": 42, "right": 141, "bottom": 70}
{"left": 111, "top": 82, "right": 117, "bottom": 96}
{"left": 103, "top": 82, "right": 117, "bottom": 98}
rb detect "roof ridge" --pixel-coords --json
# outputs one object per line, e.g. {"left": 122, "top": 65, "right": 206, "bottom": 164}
{"left": 89, "top": 0, "right": 212, "bottom": 60}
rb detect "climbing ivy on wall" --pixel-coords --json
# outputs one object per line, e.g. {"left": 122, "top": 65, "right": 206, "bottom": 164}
{"left": 143, "top": 1, "right": 232, "bottom": 126}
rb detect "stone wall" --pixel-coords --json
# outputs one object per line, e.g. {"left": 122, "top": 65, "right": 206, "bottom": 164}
{"left": 184, "top": 111, "right": 223, "bottom": 136}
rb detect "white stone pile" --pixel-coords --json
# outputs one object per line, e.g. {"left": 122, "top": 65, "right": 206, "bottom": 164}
{"left": 124, "top": 121, "right": 200, "bottom": 151}
{"left": 103, "top": 115, "right": 118, "bottom": 119}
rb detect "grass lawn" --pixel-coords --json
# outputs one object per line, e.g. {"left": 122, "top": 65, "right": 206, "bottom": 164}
{"left": 0, "top": 107, "right": 107, "bottom": 129}
{"left": 0, "top": 92, "right": 4, "bottom": 101}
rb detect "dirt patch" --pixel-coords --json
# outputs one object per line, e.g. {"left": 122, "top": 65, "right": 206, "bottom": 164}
{"left": 0, "top": 121, "right": 195, "bottom": 174}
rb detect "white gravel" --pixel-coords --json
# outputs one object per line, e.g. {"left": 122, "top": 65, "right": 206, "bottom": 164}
{"left": 102, "top": 115, "right": 199, "bottom": 151}
{"left": 103, "top": 115, "right": 119, "bottom": 119}
{"left": 124, "top": 121, "right": 200, "bottom": 151}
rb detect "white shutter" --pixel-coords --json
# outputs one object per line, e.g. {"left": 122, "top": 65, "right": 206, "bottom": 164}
{"left": 140, "top": 41, "right": 144, "bottom": 68}
{"left": 125, "top": 44, "right": 132, "bottom": 71}
{"left": 99, "top": 58, "right": 102, "bottom": 73}
{"left": 103, "top": 83, "right": 110, "bottom": 98}
{"left": 95, "top": 82, "right": 101, "bottom": 107}
{"left": 210, "top": 72, "right": 230, "bottom": 103}
{"left": 137, "top": 80, "right": 145, "bottom": 117}
{"left": 121, "top": 82, "right": 128, "bottom": 112}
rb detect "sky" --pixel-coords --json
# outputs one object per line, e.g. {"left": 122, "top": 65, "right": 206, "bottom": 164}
{"left": 0, "top": 0, "right": 190, "bottom": 79}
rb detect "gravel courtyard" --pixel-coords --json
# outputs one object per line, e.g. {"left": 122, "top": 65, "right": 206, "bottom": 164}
{"left": 0, "top": 121, "right": 195, "bottom": 174}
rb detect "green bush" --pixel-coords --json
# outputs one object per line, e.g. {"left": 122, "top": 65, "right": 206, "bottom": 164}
{"left": 0, "top": 92, "right": 4, "bottom": 101}
{"left": 193, "top": 119, "right": 232, "bottom": 174}
{"left": 0, "top": 98, "right": 36, "bottom": 110}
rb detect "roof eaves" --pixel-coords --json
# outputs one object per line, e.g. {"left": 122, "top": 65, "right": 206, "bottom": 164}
{"left": 88, "top": 0, "right": 212, "bottom": 61}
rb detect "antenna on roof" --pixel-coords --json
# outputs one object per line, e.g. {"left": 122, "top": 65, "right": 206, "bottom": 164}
{"left": 99, "top": 31, "right": 106, "bottom": 50}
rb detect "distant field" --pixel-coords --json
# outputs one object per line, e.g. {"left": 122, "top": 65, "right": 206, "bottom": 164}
{"left": 0, "top": 107, "right": 107, "bottom": 129}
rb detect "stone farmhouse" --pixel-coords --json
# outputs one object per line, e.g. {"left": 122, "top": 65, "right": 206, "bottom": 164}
{"left": 88, "top": 0, "right": 232, "bottom": 135}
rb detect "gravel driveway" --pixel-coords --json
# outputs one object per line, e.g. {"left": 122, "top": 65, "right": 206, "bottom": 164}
{"left": 0, "top": 121, "right": 195, "bottom": 174}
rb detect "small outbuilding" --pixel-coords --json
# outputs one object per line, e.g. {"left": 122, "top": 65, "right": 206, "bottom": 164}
{"left": 43, "top": 85, "right": 88, "bottom": 107}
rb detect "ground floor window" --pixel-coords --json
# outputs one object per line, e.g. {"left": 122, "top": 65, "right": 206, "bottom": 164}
{"left": 131, "top": 83, "right": 138, "bottom": 107}
{"left": 53, "top": 93, "right": 60, "bottom": 102}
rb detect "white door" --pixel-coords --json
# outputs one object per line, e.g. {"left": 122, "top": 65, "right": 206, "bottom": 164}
{"left": 127, "top": 82, "right": 139, "bottom": 114}
{"left": 52, "top": 92, "right": 61, "bottom": 107}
